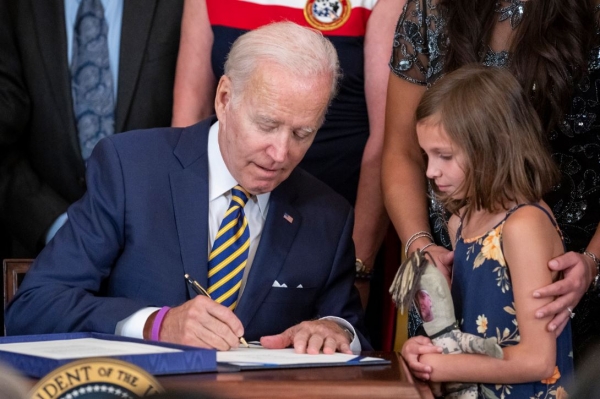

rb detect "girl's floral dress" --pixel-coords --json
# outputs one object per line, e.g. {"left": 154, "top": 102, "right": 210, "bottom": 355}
{"left": 452, "top": 204, "right": 573, "bottom": 399}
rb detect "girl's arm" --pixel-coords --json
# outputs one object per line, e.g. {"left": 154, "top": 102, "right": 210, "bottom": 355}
{"left": 533, "top": 226, "right": 599, "bottom": 334}
{"left": 171, "top": 0, "right": 216, "bottom": 127}
{"left": 418, "top": 206, "right": 562, "bottom": 384}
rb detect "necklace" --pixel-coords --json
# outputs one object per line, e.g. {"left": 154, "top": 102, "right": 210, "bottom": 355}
{"left": 494, "top": 0, "right": 526, "bottom": 30}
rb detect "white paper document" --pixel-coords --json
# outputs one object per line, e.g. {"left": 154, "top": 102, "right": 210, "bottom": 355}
{"left": 217, "top": 345, "right": 385, "bottom": 367}
{"left": 0, "top": 338, "right": 181, "bottom": 360}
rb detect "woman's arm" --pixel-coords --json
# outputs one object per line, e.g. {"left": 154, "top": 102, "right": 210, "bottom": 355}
{"left": 382, "top": 74, "right": 453, "bottom": 273}
{"left": 418, "top": 207, "right": 562, "bottom": 384}
{"left": 352, "top": 0, "right": 406, "bottom": 306}
{"left": 382, "top": 73, "right": 427, "bottom": 249}
{"left": 171, "top": 0, "right": 216, "bottom": 127}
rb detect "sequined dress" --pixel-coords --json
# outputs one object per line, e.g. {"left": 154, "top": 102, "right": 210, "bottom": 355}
{"left": 389, "top": 0, "right": 600, "bottom": 362}
{"left": 452, "top": 204, "right": 573, "bottom": 398}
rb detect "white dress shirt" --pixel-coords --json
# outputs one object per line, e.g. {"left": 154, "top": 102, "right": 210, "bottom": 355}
{"left": 207, "top": 122, "right": 270, "bottom": 294}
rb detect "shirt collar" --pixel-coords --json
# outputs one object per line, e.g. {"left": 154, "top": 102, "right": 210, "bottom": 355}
{"left": 207, "top": 121, "right": 270, "bottom": 215}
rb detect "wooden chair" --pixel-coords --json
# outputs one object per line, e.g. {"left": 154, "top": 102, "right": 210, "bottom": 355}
{"left": 3, "top": 259, "right": 33, "bottom": 335}
{"left": 3, "top": 259, "right": 33, "bottom": 310}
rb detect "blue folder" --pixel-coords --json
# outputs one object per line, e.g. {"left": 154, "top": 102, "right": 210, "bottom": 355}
{"left": 0, "top": 332, "right": 216, "bottom": 377}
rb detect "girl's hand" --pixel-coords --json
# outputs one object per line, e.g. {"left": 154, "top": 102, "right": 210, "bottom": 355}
{"left": 533, "top": 251, "right": 592, "bottom": 335}
{"left": 401, "top": 336, "right": 442, "bottom": 380}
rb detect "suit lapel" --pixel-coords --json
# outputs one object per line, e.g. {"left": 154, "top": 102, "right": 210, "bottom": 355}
{"left": 115, "top": 0, "right": 157, "bottom": 132}
{"left": 235, "top": 180, "right": 302, "bottom": 327}
{"left": 31, "top": 0, "right": 77, "bottom": 140}
{"left": 170, "top": 118, "right": 215, "bottom": 297}
{"left": 169, "top": 119, "right": 303, "bottom": 318}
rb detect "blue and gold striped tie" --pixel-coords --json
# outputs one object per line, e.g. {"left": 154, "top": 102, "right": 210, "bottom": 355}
{"left": 208, "top": 185, "right": 251, "bottom": 309}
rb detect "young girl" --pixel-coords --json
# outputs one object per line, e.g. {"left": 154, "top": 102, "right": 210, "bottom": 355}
{"left": 402, "top": 64, "right": 574, "bottom": 398}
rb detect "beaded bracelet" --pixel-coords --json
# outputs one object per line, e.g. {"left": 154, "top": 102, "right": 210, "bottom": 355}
{"left": 356, "top": 270, "right": 373, "bottom": 280}
{"left": 404, "top": 231, "right": 434, "bottom": 258}
{"left": 151, "top": 306, "right": 171, "bottom": 341}
{"left": 355, "top": 258, "right": 373, "bottom": 280}
{"left": 583, "top": 251, "right": 600, "bottom": 292}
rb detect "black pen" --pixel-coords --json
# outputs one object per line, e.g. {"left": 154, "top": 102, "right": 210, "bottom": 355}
{"left": 184, "top": 273, "right": 249, "bottom": 348}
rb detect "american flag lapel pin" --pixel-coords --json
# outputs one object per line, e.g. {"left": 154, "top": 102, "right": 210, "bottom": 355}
{"left": 283, "top": 213, "right": 294, "bottom": 223}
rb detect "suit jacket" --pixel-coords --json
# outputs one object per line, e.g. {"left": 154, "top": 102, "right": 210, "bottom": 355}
{"left": 5, "top": 117, "right": 369, "bottom": 347}
{"left": 0, "top": 0, "right": 183, "bottom": 254}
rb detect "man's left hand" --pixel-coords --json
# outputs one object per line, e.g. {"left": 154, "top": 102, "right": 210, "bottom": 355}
{"left": 260, "top": 320, "right": 353, "bottom": 354}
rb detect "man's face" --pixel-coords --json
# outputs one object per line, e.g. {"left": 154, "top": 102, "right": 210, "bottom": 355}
{"left": 215, "top": 62, "right": 332, "bottom": 195}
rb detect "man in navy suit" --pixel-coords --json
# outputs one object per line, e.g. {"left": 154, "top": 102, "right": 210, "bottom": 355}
{"left": 6, "top": 22, "right": 368, "bottom": 354}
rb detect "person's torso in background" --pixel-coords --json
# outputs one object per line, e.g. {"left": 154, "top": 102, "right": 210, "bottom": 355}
{"left": 207, "top": 0, "right": 378, "bottom": 205}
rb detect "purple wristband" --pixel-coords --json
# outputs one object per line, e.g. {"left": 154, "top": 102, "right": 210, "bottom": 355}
{"left": 151, "top": 306, "right": 171, "bottom": 341}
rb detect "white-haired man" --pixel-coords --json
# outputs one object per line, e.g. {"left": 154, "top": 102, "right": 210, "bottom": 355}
{"left": 6, "top": 22, "right": 369, "bottom": 354}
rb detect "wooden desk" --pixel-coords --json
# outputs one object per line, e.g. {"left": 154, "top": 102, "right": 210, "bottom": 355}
{"left": 23, "top": 352, "right": 432, "bottom": 398}
{"left": 156, "top": 352, "right": 433, "bottom": 398}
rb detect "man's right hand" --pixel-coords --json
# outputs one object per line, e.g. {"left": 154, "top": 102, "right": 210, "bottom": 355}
{"left": 152, "top": 296, "right": 244, "bottom": 350}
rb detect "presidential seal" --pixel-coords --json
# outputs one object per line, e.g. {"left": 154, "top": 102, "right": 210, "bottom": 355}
{"left": 30, "top": 358, "right": 164, "bottom": 399}
{"left": 304, "top": 0, "right": 351, "bottom": 31}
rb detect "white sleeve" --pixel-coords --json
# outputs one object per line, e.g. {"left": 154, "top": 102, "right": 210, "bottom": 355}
{"left": 320, "top": 316, "right": 361, "bottom": 354}
{"left": 115, "top": 307, "right": 161, "bottom": 339}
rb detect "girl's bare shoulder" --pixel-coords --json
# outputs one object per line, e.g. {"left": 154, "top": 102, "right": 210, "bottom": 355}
{"left": 502, "top": 203, "right": 563, "bottom": 256}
